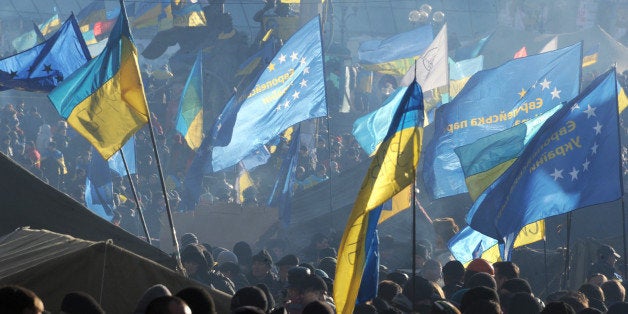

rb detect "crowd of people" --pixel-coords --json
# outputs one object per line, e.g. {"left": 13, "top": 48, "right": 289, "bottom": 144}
{"left": 3, "top": 227, "right": 628, "bottom": 313}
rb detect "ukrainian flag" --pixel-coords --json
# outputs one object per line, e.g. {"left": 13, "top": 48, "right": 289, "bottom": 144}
{"left": 48, "top": 1, "right": 149, "bottom": 160}
{"left": 175, "top": 51, "right": 203, "bottom": 150}
{"left": 335, "top": 81, "right": 423, "bottom": 314}
{"left": 171, "top": 0, "right": 206, "bottom": 27}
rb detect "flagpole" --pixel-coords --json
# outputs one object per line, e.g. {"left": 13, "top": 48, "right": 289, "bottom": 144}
{"left": 562, "top": 212, "right": 572, "bottom": 290}
{"left": 543, "top": 234, "right": 548, "bottom": 297}
{"left": 612, "top": 67, "right": 627, "bottom": 279}
{"left": 120, "top": 149, "right": 151, "bottom": 244}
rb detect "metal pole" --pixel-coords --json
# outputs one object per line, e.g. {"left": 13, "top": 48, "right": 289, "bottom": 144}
{"left": 562, "top": 212, "right": 572, "bottom": 290}
{"left": 146, "top": 117, "right": 184, "bottom": 273}
{"left": 120, "top": 149, "right": 151, "bottom": 244}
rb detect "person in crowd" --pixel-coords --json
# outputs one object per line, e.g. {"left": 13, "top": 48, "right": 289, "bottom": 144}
{"left": 578, "top": 283, "right": 607, "bottom": 312}
{"left": 601, "top": 279, "right": 625, "bottom": 308}
{"left": 176, "top": 287, "right": 216, "bottom": 314}
{"left": 442, "top": 260, "right": 465, "bottom": 299}
{"left": 60, "top": 291, "right": 105, "bottom": 314}
{"left": 247, "top": 250, "right": 282, "bottom": 299}
{"left": 0, "top": 285, "right": 45, "bottom": 314}
{"left": 588, "top": 245, "right": 623, "bottom": 281}
{"left": 181, "top": 244, "right": 236, "bottom": 295}
{"left": 230, "top": 286, "right": 269, "bottom": 313}
{"left": 135, "top": 284, "right": 173, "bottom": 314}
{"left": 493, "top": 261, "right": 520, "bottom": 289}
{"left": 146, "top": 296, "right": 192, "bottom": 314}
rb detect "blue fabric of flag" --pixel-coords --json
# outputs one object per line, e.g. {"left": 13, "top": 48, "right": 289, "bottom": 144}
{"left": 268, "top": 126, "right": 301, "bottom": 227}
{"left": 449, "top": 55, "right": 484, "bottom": 81}
{"left": 423, "top": 43, "right": 582, "bottom": 199}
{"left": 453, "top": 33, "right": 491, "bottom": 61}
{"left": 352, "top": 86, "right": 409, "bottom": 155}
{"left": 448, "top": 226, "right": 498, "bottom": 264}
{"left": 241, "top": 146, "right": 271, "bottom": 171}
{"left": 358, "top": 25, "right": 433, "bottom": 64}
{"left": 180, "top": 136, "right": 213, "bottom": 211}
{"left": 356, "top": 205, "right": 382, "bottom": 303}
{"left": 467, "top": 69, "right": 622, "bottom": 260}
{"left": 210, "top": 37, "right": 279, "bottom": 147}
{"left": 211, "top": 17, "right": 327, "bottom": 171}
{"left": 0, "top": 15, "right": 91, "bottom": 92}
{"left": 107, "top": 135, "right": 136, "bottom": 176}
{"left": 86, "top": 147, "right": 114, "bottom": 216}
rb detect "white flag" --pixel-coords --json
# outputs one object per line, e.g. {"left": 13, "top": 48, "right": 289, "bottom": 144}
{"left": 400, "top": 24, "right": 449, "bottom": 91}
{"left": 539, "top": 36, "right": 558, "bottom": 53}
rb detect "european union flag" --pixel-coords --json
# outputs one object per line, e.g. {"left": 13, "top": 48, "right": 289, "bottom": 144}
{"left": 211, "top": 17, "right": 327, "bottom": 171}
{"left": 467, "top": 69, "right": 622, "bottom": 260}
{"left": 0, "top": 15, "right": 91, "bottom": 92}
{"left": 423, "top": 43, "right": 582, "bottom": 199}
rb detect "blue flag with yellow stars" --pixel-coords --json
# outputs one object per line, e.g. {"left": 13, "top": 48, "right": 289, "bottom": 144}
{"left": 467, "top": 69, "right": 622, "bottom": 260}
{"left": 0, "top": 14, "right": 90, "bottom": 92}
{"left": 212, "top": 16, "right": 327, "bottom": 171}
{"left": 423, "top": 42, "right": 582, "bottom": 199}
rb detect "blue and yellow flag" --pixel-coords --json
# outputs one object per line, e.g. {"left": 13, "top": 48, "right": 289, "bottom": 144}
{"left": 467, "top": 69, "right": 621, "bottom": 260}
{"left": 171, "top": 0, "right": 206, "bottom": 27}
{"left": 449, "top": 55, "right": 484, "bottom": 98}
{"left": 358, "top": 25, "right": 433, "bottom": 76}
{"left": 582, "top": 43, "right": 599, "bottom": 68}
{"left": 0, "top": 15, "right": 91, "bottom": 92}
{"left": 335, "top": 81, "right": 423, "bottom": 314}
{"left": 423, "top": 43, "right": 582, "bottom": 199}
{"left": 176, "top": 51, "right": 203, "bottom": 150}
{"left": 77, "top": 1, "right": 107, "bottom": 27}
{"left": 131, "top": 1, "right": 170, "bottom": 29}
{"left": 48, "top": 1, "right": 149, "bottom": 160}
{"left": 268, "top": 126, "right": 301, "bottom": 227}
{"left": 211, "top": 17, "right": 327, "bottom": 171}
{"left": 12, "top": 14, "right": 62, "bottom": 53}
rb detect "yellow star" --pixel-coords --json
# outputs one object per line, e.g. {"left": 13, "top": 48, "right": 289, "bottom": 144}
{"left": 518, "top": 88, "right": 526, "bottom": 98}
{"left": 267, "top": 63, "right": 275, "bottom": 71}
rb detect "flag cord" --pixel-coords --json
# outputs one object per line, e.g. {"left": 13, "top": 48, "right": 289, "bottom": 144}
{"left": 120, "top": 149, "right": 151, "bottom": 244}
{"left": 146, "top": 115, "right": 185, "bottom": 275}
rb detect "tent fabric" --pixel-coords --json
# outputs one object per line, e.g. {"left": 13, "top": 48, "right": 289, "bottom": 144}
{"left": 0, "top": 228, "right": 231, "bottom": 314}
{"left": 0, "top": 151, "right": 175, "bottom": 268}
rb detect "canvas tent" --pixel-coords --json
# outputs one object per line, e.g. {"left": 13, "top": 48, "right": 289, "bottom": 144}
{"left": 0, "top": 228, "right": 231, "bottom": 313}
{"left": 0, "top": 152, "right": 176, "bottom": 268}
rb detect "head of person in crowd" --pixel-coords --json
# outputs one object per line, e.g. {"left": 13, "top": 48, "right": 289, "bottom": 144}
{"left": 432, "top": 217, "right": 459, "bottom": 249}
{"left": 276, "top": 254, "right": 299, "bottom": 283}
{"left": 285, "top": 266, "right": 312, "bottom": 303}
{"left": 442, "top": 260, "right": 465, "bottom": 298}
{"left": 578, "top": 283, "right": 606, "bottom": 312}
{"left": 460, "top": 286, "right": 500, "bottom": 313}
{"left": 146, "top": 296, "right": 191, "bottom": 314}
{"left": 506, "top": 292, "right": 542, "bottom": 314}
{"left": 230, "top": 286, "right": 268, "bottom": 313}
{"left": 464, "top": 258, "right": 494, "bottom": 287}
{"left": 421, "top": 259, "right": 443, "bottom": 283}
{"left": 597, "top": 245, "right": 620, "bottom": 267}
{"left": 0, "top": 285, "right": 45, "bottom": 314}
{"left": 176, "top": 287, "right": 216, "bottom": 314}
{"left": 587, "top": 273, "right": 608, "bottom": 286}
{"left": 317, "top": 256, "right": 336, "bottom": 280}
{"left": 386, "top": 271, "right": 410, "bottom": 288}
{"left": 317, "top": 247, "right": 336, "bottom": 261}
{"left": 352, "top": 303, "right": 377, "bottom": 314}
{"left": 493, "top": 261, "right": 520, "bottom": 289}
{"left": 463, "top": 299, "right": 501, "bottom": 314}
{"left": 250, "top": 250, "right": 273, "bottom": 279}
{"left": 302, "top": 300, "right": 333, "bottom": 314}
{"left": 607, "top": 301, "right": 628, "bottom": 314}
{"left": 467, "top": 272, "right": 497, "bottom": 290}
{"left": 415, "top": 243, "right": 430, "bottom": 269}
{"left": 601, "top": 279, "right": 626, "bottom": 307}
{"left": 217, "top": 262, "right": 241, "bottom": 283}
{"left": 181, "top": 244, "right": 210, "bottom": 277}
{"left": 377, "top": 280, "right": 402, "bottom": 304}
{"left": 232, "top": 305, "right": 266, "bottom": 314}
{"left": 217, "top": 250, "right": 239, "bottom": 266}
{"left": 233, "top": 241, "right": 253, "bottom": 268}
{"left": 558, "top": 290, "right": 588, "bottom": 313}
{"left": 392, "top": 275, "right": 439, "bottom": 313}
{"left": 60, "top": 291, "right": 105, "bottom": 314}
{"left": 541, "top": 301, "right": 575, "bottom": 314}
{"left": 298, "top": 274, "right": 329, "bottom": 306}
{"left": 180, "top": 233, "right": 199, "bottom": 249}
{"left": 134, "top": 284, "right": 172, "bottom": 314}
{"left": 500, "top": 278, "right": 532, "bottom": 295}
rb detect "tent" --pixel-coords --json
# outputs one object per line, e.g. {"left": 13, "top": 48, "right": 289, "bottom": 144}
{"left": 0, "top": 228, "right": 231, "bottom": 313}
{"left": 0, "top": 152, "right": 175, "bottom": 268}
